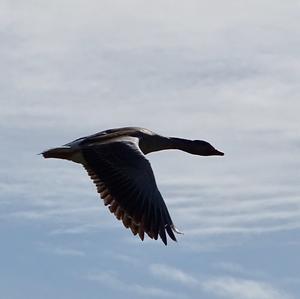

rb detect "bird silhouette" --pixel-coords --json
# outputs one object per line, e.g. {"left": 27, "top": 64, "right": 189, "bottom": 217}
{"left": 42, "top": 127, "right": 224, "bottom": 245}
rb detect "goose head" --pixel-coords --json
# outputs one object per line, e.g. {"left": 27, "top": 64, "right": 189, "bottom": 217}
{"left": 190, "top": 140, "right": 224, "bottom": 156}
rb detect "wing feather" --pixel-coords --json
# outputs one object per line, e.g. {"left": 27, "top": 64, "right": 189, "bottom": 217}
{"left": 82, "top": 141, "right": 179, "bottom": 245}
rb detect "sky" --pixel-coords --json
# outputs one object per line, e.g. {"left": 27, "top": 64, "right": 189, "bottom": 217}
{"left": 1, "top": 0, "right": 300, "bottom": 298}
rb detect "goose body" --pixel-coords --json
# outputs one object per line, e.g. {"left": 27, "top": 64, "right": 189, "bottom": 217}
{"left": 42, "top": 127, "right": 224, "bottom": 245}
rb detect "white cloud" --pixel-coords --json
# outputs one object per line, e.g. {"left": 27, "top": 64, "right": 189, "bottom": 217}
{"left": 202, "top": 277, "right": 293, "bottom": 299}
{"left": 52, "top": 247, "right": 85, "bottom": 257}
{"left": 212, "top": 262, "right": 267, "bottom": 279}
{"left": 37, "top": 242, "right": 86, "bottom": 257}
{"left": 149, "top": 264, "right": 198, "bottom": 287}
{"left": 213, "top": 262, "right": 248, "bottom": 275}
{"left": 49, "top": 247, "right": 85, "bottom": 257}
{"left": 149, "top": 263, "right": 292, "bottom": 299}
{"left": 87, "top": 271, "right": 185, "bottom": 298}
{"left": 185, "top": 222, "right": 300, "bottom": 237}
{"left": 110, "top": 253, "right": 140, "bottom": 266}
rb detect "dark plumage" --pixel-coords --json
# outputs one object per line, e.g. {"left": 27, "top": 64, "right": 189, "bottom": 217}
{"left": 42, "top": 127, "right": 224, "bottom": 245}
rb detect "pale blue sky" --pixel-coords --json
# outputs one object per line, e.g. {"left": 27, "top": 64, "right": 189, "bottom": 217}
{"left": 1, "top": 1, "right": 300, "bottom": 298}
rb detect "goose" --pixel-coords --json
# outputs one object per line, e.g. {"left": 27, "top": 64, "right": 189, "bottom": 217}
{"left": 42, "top": 127, "right": 224, "bottom": 245}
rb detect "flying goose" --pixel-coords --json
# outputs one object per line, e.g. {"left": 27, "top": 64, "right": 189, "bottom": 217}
{"left": 42, "top": 127, "right": 224, "bottom": 245}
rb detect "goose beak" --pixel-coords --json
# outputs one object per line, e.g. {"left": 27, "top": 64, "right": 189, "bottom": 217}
{"left": 214, "top": 149, "right": 224, "bottom": 156}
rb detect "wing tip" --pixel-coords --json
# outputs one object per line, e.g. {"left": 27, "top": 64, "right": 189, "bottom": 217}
{"left": 164, "top": 224, "right": 183, "bottom": 244}
{"left": 171, "top": 224, "right": 183, "bottom": 235}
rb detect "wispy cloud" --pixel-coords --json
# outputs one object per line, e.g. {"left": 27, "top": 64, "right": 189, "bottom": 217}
{"left": 202, "top": 276, "right": 293, "bottom": 299}
{"left": 109, "top": 253, "right": 140, "bottom": 266}
{"left": 49, "top": 247, "right": 86, "bottom": 257}
{"left": 87, "top": 271, "right": 185, "bottom": 298}
{"left": 213, "top": 262, "right": 249, "bottom": 275}
{"left": 38, "top": 243, "right": 86, "bottom": 257}
{"left": 49, "top": 223, "right": 108, "bottom": 235}
{"left": 185, "top": 222, "right": 300, "bottom": 237}
{"left": 149, "top": 263, "right": 293, "bottom": 299}
{"left": 149, "top": 264, "right": 198, "bottom": 287}
{"left": 212, "top": 262, "right": 266, "bottom": 279}
{"left": 52, "top": 247, "right": 85, "bottom": 257}
{"left": 171, "top": 188, "right": 300, "bottom": 238}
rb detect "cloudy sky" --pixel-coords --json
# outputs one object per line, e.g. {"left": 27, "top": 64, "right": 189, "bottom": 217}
{"left": 1, "top": 0, "right": 300, "bottom": 298}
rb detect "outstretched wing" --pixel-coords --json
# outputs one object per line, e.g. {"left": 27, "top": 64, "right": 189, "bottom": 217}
{"left": 81, "top": 139, "right": 178, "bottom": 245}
